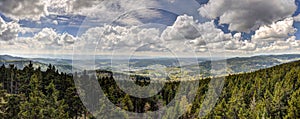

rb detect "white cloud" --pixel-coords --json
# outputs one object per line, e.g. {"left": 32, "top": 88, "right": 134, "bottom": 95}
{"left": 77, "top": 25, "right": 163, "bottom": 53}
{"left": 199, "top": 0, "right": 297, "bottom": 32}
{"left": 161, "top": 15, "right": 299, "bottom": 54}
{"left": 46, "top": 0, "right": 161, "bottom": 25}
{"left": 19, "top": 27, "right": 41, "bottom": 35}
{"left": 33, "top": 28, "right": 76, "bottom": 48}
{"left": 0, "top": 0, "right": 46, "bottom": 20}
{"left": 52, "top": 20, "right": 58, "bottom": 25}
{"left": 244, "top": 17, "right": 300, "bottom": 53}
{"left": 222, "top": 33, "right": 257, "bottom": 51}
{"left": 1, "top": 28, "right": 76, "bottom": 52}
{"left": 240, "top": 40, "right": 257, "bottom": 51}
{"left": 0, "top": 11, "right": 299, "bottom": 56}
{"left": 252, "top": 17, "right": 296, "bottom": 48}
{"left": 161, "top": 15, "right": 233, "bottom": 52}
{"left": 256, "top": 36, "right": 300, "bottom": 52}
{"left": 113, "top": 9, "right": 163, "bottom": 26}
{"left": 0, "top": 17, "right": 21, "bottom": 41}
{"left": 294, "top": 14, "right": 300, "bottom": 22}
{"left": 0, "top": 0, "right": 161, "bottom": 24}
{"left": 161, "top": 15, "right": 201, "bottom": 41}
{"left": 224, "top": 33, "right": 242, "bottom": 50}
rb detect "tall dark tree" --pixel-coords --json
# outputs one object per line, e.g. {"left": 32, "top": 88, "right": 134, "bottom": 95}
{"left": 0, "top": 83, "right": 7, "bottom": 118}
{"left": 18, "top": 74, "right": 47, "bottom": 119}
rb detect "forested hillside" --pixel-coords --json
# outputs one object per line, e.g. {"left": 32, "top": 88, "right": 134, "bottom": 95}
{"left": 0, "top": 62, "right": 86, "bottom": 118}
{"left": 0, "top": 60, "right": 300, "bottom": 118}
{"left": 94, "top": 60, "right": 300, "bottom": 118}
{"left": 194, "top": 59, "right": 300, "bottom": 118}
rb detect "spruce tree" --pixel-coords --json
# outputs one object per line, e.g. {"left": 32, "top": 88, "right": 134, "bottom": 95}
{"left": 0, "top": 83, "right": 7, "bottom": 118}
{"left": 18, "top": 74, "right": 47, "bottom": 119}
{"left": 285, "top": 88, "right": 300, "bottom": 119}
{"left": 44, "top": 81, "right": 69, "bottom": 118}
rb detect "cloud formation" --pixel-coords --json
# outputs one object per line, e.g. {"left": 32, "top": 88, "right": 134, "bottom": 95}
{"left": 199, "top": 0, "right": 297, "bottom": 32}
{"left": 0, "top": 1, "right": 300, "bottom": 56}
{"left": 251, "top": 18, "right": 300, "bottom": 52}
{"left": 0, "top": 28, "right": 76, "bottom": 53}
{"left": 6, "top": 14, "right": 295, "bottom": 55}
{"left": 33, "top": 28, "right": 75, "bottom": 48}
{"left": 161, "top": 15, "right": 202, "bottom": 41}
{"left": 77, "top": 25, "right": 163, "bottom": 53}
{"left": 0, "top": 17, "right": 21, "bottom": 41}
{"left": 161, "top": 15, "right": 299, "bottom": 53}
{"left": 46, "top": 0, "right": 161, "bottom": 25}
{"left": 252, "top": 18, "right": 296, "bottom": 47}
{"left": 162, "top": 15, "right": 235, "bottom": 52}
{"left": 0, "top": 0, "right": 161, "bottom": 25}
{"left": 0, "top": 0, "right": 46, "bottom": 20}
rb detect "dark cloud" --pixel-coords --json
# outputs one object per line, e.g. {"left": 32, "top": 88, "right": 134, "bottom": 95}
{"left": 0, "top": 0, "right": 45, "bottom": 20}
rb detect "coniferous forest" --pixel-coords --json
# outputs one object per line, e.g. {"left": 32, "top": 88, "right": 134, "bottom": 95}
{"left": 0, "top": 60, "right": 300, "bottom": 119}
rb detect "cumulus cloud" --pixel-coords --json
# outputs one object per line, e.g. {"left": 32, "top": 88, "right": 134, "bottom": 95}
{"left": 191, "top": 21, "right": 232, "bottom": 44}
{"left": 223, "top": 33, "right": 242, "bottom": 50}
{"left": 0, "top": 0, "right": 46, "bottom": 20}
{"left": 0, "top": 8, "right": 299, "bottom": 56}
{"left": 0, "top": 17, "right": 21, "bottom": 41}
{"left": 33, "top": 28, "right": 76, "bottom": 48}
{"left": 77, "top": 25, "right": 163, "bottom": 53}
{"left": 2, "top": 28, "right": 76, "bottom": 52}
{"left": 161, "top": 15, "right": 299, "bottom": 54}
{"left": 161, "top": 15, "right": 201, "bottom": 41}
{"left": 199, "top": 0, "right": 297, "bottom": 32}
{"left": 240, "top": 40, "right": 257, "bottom": 51}
{"left": 252, "top": 17, "right": 296, "bottom": 47}
{"left": 243, "top": 17, "right": 300, "bottom": 53}
{"left": 161, "top": 15, "right": 233, "bottom": 52}
{"left": 254, "top": 35, "right": 300, "bottom": 53}
{"left": 0, "top": 0, "right": 161, "bottom": 24}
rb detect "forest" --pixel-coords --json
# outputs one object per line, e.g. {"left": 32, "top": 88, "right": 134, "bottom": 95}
{"left": 0, "top": 60, "right": 300, "bottom": 118}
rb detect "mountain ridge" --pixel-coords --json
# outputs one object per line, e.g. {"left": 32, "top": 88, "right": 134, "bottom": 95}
{"left": 1, "top": 54, "right": 300, "bottom": 76}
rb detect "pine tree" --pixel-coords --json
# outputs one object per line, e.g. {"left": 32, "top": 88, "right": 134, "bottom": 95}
{"left": 213, "top": 98, "right": 228, "bottom": 119}
{"left": 0, "top": 83, "right": 7, "bottom": 118}
{"left": 18, "top": 74, "right": 47, "bottom": 119}
{"left": 95, "top": 96, "right": 129, "bottom": 119}
{"left": 271, "top": 82, "right": 286, "bottom": 117}
{"left": 65, "top": 86, "right": 84, "bottom": 118}
{"left": 5, "top": 94, "right": 24, "bottom": 119}
{"left": 44, "top": 81, "right": 69, "bottom": 118}
{"left": 285, "top": 88, "right": 300, "bottom": 119}
{"left": 121, "top": 94, "right": 134, "bottom": 111}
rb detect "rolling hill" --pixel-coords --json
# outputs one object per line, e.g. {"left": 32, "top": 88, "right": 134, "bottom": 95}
{"left": 1, "top": 54, "right": 300, "bottom": 76}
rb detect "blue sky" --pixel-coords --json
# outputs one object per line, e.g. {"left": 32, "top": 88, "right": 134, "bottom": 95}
{"left": 5, "top": 0, "right": 298, "bottom": 40}
{"left": 0, "top": 0, "right": 300, "bottom": 57}
{"left": 1, "top": 0, "right": 207, "bottom": 37}
{"left": 293, "top": 0, "right": 300, "bottom": 39}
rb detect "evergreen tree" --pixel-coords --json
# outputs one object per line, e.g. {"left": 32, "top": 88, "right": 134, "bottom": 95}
{"left": 18, "top": 74, "right": 47, "bottom": 119}
{"left": 44, "top": 81, "right": 69, "bottom": 118}
{"left": 285, "top": 88, "right": 300, "bottom": 119}
{"left": 0, "top": 83, "right": 7, "bottom": 118}
{"left": 121, "top": 94, "right": 134, "bottom": 111}
{"left": 65, "top": 86, "right": 84, "bottom": 118}
{"left": 213, "top": 98, "right": 228, "bottom": 119}
{"left": 5, "top": 94, "right": 23, "bottom": 118}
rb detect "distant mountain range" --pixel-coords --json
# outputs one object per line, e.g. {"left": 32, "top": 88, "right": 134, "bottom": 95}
{"left": 0, "top": 54, "right": 300, "bottom": 76}
{"left": 185, "top": 54, "right": 300, "bottom": 76}
{"left": 0, "top": 55, "right": 73, "bottom": 73}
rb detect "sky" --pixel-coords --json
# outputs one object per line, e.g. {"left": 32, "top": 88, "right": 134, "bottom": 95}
{"left": 0, "top": 0, "right": 300, "bottom": 58}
